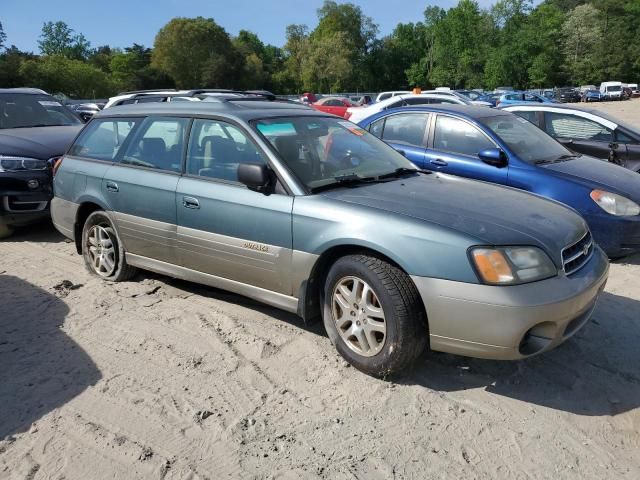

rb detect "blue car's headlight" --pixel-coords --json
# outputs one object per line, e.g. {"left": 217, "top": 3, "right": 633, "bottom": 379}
{"left": 590, "top": 190, "right": 640, "bottom": 216}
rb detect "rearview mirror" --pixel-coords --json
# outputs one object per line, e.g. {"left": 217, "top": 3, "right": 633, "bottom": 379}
{"left": 478, "top": 148, "right": 508, "bottom": 168}
{"left": 238, "top": 163, "right": 272, "bottom": 191}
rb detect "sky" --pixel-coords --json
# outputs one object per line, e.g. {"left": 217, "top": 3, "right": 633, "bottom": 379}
{"left": 2, "top": 0, "right": 520, "bottom": 53}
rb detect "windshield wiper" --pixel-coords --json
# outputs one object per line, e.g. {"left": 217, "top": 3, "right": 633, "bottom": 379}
{"left": 535, "top": 154, "right": 580, "bottom": 165}
{"left": 377, "top": 167, "right": 432, "bottom": 179}
{"left": 311, "top": 173, "right": 380, "bottom": 193}
{"left": 9, "top": 124, "right": 60, "bottom": 129}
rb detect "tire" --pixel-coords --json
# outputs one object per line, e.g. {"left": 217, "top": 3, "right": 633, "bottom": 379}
{"left": 81, "top": 210, "right": 137, "bottom": 282}
{"left": 0, "top": 220, "right": 14, "bottom": 239}
{"left": 322, "top": 254, "right": 427, "bottom": 377}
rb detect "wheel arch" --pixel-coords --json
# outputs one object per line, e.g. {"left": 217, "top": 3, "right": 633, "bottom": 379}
{"left": 297, "top": 243, "right": 426, "bottom": 327}
{"left": 73, "top": 199, "right": 110, "bottom": 254}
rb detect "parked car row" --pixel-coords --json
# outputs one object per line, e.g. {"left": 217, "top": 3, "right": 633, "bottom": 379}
{"left": 3, "top": 86, "right": 639, "bottom": 377}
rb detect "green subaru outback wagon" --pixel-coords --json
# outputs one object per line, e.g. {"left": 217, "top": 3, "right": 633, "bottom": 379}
{"left": 51, "top": 95, "right": 609, "bottom": 376}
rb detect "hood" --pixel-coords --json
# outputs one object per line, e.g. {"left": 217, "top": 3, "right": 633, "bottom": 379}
{"left": 542, "top": 156, "right": 640, "bottom": 203}
{"left": 321, "top": 173, "right": 587, "bottom": 264}
{"left": 0, "top": 125, "right": 83, "bottom": 160}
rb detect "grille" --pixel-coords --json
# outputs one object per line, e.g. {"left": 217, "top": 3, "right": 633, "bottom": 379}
{"left": 562, "top": 231, "right": 593, "bottom": 275}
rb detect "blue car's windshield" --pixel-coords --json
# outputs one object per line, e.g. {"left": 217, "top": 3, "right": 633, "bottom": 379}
{"left": 253, "top": 116, "right": 417, "bottom": 191}
{"left": 0, "top": 93, "right": 81, "bottom": 129}
{"left": 482, "top": 114, "right": 572, "bottom": 164}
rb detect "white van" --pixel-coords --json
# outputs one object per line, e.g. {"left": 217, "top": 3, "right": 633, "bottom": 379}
{"left": 600, "top": 81, "right": 623, "bottom": 100}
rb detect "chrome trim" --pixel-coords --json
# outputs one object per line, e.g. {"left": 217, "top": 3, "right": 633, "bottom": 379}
{"left": 561, "top": 231, "right": 593, "bottom": 276}
{"left": 125, "top": 252, "right": 299, "bottom": 313}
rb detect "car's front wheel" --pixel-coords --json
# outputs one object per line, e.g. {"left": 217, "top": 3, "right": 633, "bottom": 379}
{"left": 323, "top": 254, "right": 427, "bottom": 377}
{"left": 82, "top": 211, "right": 137, "bottom": 282}
{"left": 0, "top": 219, "right": 14, "bottom": 239}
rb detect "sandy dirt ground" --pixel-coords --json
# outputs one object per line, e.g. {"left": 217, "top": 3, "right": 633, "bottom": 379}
{"left": 1, "top": 100, "right": 640, "bottom": 480}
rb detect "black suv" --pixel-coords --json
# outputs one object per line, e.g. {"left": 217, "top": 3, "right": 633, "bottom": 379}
{"left": 0, "top": 88, "right": 83, "bottom": 238}
{"left": 554, "top": 87, "right": 581, "bottom": 103}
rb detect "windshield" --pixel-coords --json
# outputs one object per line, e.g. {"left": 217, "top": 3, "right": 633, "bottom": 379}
{"left": 0, "top": 93, "right": 81, "bottom": 129}
{"left": 482, "top": 114, "right": 571, "bottom": 164}
{"left": 253, "top": 116, "right": 417, "bottom": 191}
{"left": 607, "top": 86, "right": 622, "bottom": 92}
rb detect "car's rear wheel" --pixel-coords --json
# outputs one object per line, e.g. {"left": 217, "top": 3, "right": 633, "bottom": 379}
{"left": 0, "top": 220, "right": 14, "bottom": 239}
{"left": 323, "top": 254, "right": 427, "bottom": 377}
{"left": 82, "top": 211, "right": 137, "bottom": 281}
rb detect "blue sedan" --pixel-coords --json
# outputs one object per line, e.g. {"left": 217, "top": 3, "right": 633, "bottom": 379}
{"left": 357, "top": 105, "right": 640, "bottom": 257}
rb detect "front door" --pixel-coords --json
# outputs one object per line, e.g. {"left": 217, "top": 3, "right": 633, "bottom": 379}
{"left": 542, "top": 111, "right": 614, "bottom": 161}
{"left": 103, "top": 116, "right": 189, "bottom": 265}
{"left": 176, "top": 118, "right": 294, "bottom": 295}
{"left": 424, "top": 114, "right": 508, "bottom": 184}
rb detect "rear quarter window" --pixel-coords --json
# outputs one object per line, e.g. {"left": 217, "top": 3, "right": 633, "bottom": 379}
{"left": 69, "top": 118, "right": 140, "bottom": 161}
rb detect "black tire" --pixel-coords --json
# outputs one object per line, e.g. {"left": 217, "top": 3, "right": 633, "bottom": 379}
{"left": 0, "top": 220, "right": 14, "bottom": 240}
{"left": 323, "top": 254, "right": 427, "bottom": 377}
{"left": 81, "top": 211, "right": 137, "bottom": 282}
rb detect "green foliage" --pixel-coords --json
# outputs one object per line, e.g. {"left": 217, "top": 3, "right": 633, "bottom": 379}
{"left": 38, "top": 21, "right": 92, "bottom": 60}
{"left": 1, "top": 1, "right": 638, "bottom": 97}
{"left": 151, "top": 16, "right": 241, "bottom": 89}
{"left": 0, "top": 21, "right": 6, "bottom": 50}
{"left": 19, "top": 55, "right": 114, "bottom": 98}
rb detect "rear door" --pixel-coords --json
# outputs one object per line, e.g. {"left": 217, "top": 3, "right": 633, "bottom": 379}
{"left": 542, "top": 111, "right": 615, "bottom": 160}
{"left": 103, "top": 116, "right": 189, "bottom": 265}
{"left": 424, "top": 114, "right": 508, "bottom": 184}
{"left": 176, "top": 118, "right": 294, "bottom": 294}
{"left": 367, "top": 113, "right": 429, "bottom": 167}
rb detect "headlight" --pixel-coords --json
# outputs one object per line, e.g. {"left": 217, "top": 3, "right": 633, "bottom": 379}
{"left": 470, "top": 246, "right": 557, "bottom": 285}
{"left": 590, "top": 189, "right": 640, "bottom": 216}
{"left": 0, "top": 155, "right": 48, "bottom": 172}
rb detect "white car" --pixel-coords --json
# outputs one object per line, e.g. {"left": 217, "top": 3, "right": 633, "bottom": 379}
{"left": 375, "top": 91, "right": 411, "bottom": 102}
{"left": 420, "top": 90, "right": 493, "bottom": 107}
{"left": 347, "top": 93, "right": 472, "bottom": 124}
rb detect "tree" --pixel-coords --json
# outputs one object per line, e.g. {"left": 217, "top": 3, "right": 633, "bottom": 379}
{"left": 38, "top": 21, "right": 91, "bottom": 60}
{"left": 19, "top": 55, "right": 114, "bottom": 97}
{"left": 0, "top": 21, "right": 6, "bottom": 50}
{"left": 0, "top": 46, "right": 36, "bottom": 87}
{"left": 152, "top": 17, "right": 242, "bottom": 88}
{"left": 301, "top": 32, "right": 352, "bottom": 92}
{"left": 275, "top": 24, "right": 309, "bottom": 92}
{"left": 562, "top": 4, "right": 603, "bottom": 84}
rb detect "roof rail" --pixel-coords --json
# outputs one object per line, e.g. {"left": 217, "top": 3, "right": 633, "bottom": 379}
{"left": 117, "top": 89, "right": 180, "bottom": 95}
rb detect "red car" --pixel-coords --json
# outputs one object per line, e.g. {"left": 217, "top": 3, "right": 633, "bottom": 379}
{"left": 311, "top": 97, "right": 356, "bottom": 119}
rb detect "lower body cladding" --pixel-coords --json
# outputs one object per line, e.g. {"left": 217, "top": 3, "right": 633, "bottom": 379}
{"left": 412, "top": 247, "right": 609, "bottom": 360}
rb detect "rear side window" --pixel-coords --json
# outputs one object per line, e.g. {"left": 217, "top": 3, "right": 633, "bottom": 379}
{"left": 513, "top": 110, "right": 539, "bottom": 126}
{"left": 544, "top": 112, "right": 612, "bottom": 141}
{"left": 381, "top": 114, "right": 429, "bottom": 148}
{"left": 433, "top": 115, "right": 495, "bottom": 156}
{"left": 186, "top": 119, "right": 266, "bottom": 182}
{"left": 69, "top": 118, "right": 140, "bottom": 161}
{"left": 120, "top": 117, "right": 189, "bottom": 172}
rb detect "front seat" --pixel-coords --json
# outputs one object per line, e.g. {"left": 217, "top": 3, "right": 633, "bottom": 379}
{"left": 140, "top": 138, "right": 167, "bottom": 168}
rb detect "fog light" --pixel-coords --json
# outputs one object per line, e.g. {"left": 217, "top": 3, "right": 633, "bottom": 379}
{"left": 27, "top": 179, "right": 40, "bottom": 189}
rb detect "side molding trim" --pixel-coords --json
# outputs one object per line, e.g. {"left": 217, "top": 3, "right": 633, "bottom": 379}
{"left": 126, "top": 252, "right": 300, "bottom": 314}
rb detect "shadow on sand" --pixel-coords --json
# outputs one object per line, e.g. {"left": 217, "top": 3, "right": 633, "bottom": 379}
{"left": 0, "top": 275, "right": 101, "bottom": 439}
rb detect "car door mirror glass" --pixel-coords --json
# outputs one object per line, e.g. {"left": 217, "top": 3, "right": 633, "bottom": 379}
{"left": 478, "top": 148, "right": 508, "bottom": 168}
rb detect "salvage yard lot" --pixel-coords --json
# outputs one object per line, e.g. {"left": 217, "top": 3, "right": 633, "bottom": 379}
{"left": 1, "top": 101, "right": 640, "bottom": 479}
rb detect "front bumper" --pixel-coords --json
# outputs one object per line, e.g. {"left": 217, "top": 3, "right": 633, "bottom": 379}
{"left": 0, "top": 170, "right": 53, "bottom": 227}
{"left": 587, "top": 212, "right": 640, "bottom": 257}
{"left": 411, "top": 247, "right": 609, "bottom": 360}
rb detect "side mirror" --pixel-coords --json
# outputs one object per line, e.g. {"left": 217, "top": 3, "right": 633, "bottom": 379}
{"left": 478, "top": 148, "right": 508, "bottom": 168}
{"left": 238, "top": 163, "right": 272, "bottom": 191}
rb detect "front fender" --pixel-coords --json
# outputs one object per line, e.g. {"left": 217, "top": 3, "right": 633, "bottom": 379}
{"left": 292, "top": 196, "right": 480, "bottom": 283}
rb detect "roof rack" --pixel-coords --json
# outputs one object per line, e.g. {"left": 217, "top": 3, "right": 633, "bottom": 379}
{"left": 117, "top": 89, "right": 180, "bottom": 96}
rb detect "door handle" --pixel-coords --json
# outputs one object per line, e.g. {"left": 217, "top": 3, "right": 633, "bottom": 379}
{"left": 105, "top": 181, "right": 119, "bottom": 192}
{"left": 430, "top": 159, "right": 448, "bottom": 167}
{"left": 182, "top": 196, "right": 200, "bottom": 209}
